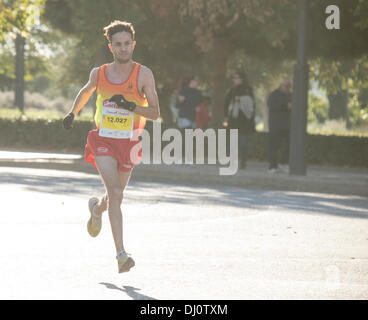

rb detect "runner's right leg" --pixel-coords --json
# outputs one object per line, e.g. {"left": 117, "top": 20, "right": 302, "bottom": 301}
{"left": 93, "top": 193, "right": 108, "bottom": 217}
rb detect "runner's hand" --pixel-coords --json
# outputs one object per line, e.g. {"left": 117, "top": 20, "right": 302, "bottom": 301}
{"left": 62, "top": 113, "right": 74, "bottom": 130}
{"left": 109, "top": 94, "right": 136, "bottom": 111}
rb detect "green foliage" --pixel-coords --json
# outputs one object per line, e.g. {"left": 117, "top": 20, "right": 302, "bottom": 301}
{"left": 308, "top": 93, "right": 329, "bottom": 123}
{"left": 0, "top": 41, "right": 48, "bottom": 90}
{"left": 308, "top": 0, "right": 368, "bottom": 60}
{"left": 39, "top": 0, "right": 368, "bottom": 125}
{"left": 226, "top": 50, "right": 294, "bottom": 92}
{"left": 306, "top": 133, "right": 368, "bottom": 167}
{"left": 0, "top": 106, "right": 92, "bottom": 120}
{"left": 0, "top": 116, "right": 93, "bottom": 151}
{"left": 0, "top": 48, "right": 15, "bottom": 90}
{"left": 307, "top": 90, "right": 368, "bottom": 132}
{"left": 348, "top": 90, "right": 368, "bottom": 127}
{"left": 2, "top": 0, "right": 368, "bottom": 126}
{"left": 0, "top": 0, "right": 46, "bottom": 39}
{"left": 0, "top": 0, "right": 51, "bottom": 98}
{"left": 311, "top": 56, "right": 368, "bottom": 97}
{"left": 43, "top": 0, "right": 204, "bottom": 89}
{"left": 179, "top": 0, "right": 295, "bottom": 58}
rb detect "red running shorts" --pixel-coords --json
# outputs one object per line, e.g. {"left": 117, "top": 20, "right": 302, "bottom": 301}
{"left": 85, "top": 129, "right": 142, "bottom": 172}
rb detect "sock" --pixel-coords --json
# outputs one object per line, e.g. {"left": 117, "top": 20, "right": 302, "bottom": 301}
{"left": 92, "top": 201, "right": 101, "bottom": 219}
{"left": 117, "top": 250, "right": 127, "bottom": 259}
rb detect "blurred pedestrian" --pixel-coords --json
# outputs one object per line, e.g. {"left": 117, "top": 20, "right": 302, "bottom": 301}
{"left": 267, "top": 77, "right": 292, "bottom": 173}
{"left": 176, "top": 75, "right": 202, "bottom": 129}
{"left": 224, "top": 71, "right": 255, "bottom": 169}
{"left": 195, "top": 95, "right": 211, "bottom": 129}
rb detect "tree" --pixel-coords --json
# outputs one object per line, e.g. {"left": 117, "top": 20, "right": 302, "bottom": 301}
{"left": 1, "top": 0, "right": 46, "bottom": 111}
{"left": 42, "top": 0, "right": 368, "bottom": 126}
{"left": 178, "top": 0, "right": 296, "bottom": 126}
{"left": 310, "top": 54, "right": 368, "bottom": 124}
{"left": 43, "top": 0, "right": 205, "bottom": 124}
{"left": 178, "top": 0, "right": 368, "bottom": 126}
{"left": 307, "top": 0, "right": 368, "bottom": 124}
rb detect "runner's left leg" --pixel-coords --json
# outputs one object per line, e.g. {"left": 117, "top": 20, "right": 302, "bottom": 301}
{"left": 94, "top": 156, "right": 131, "bottom": 254}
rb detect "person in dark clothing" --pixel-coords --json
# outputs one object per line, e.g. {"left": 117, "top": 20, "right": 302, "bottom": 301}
{"left": 176, "top": 75, "right": 202, "bottom": 129}
{"left": 224, "top": 72, "right": 256, "bottom": 169}
{"left": 267, "top": 77, "right": 292, "bottom": 173}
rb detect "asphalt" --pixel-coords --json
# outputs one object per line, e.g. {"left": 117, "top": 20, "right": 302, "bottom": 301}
{"left": 1, "top": 166, "right": 368, "bottom": 299}
{"left": 0, "top": 149, "right": 367, "bottom": 197}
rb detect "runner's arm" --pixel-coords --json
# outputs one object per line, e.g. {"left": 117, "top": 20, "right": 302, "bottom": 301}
{"left": 133, "top": 67, "right": 160, "bottom": 120}
{"left": 67, "top": 68, "right": 98, "bottom": 116}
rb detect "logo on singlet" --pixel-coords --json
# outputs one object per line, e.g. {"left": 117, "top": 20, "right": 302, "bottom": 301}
{"left": 103, "top": 98, "right": 119, "bottom": 109}
{"left": 97, "top": 147, "right": 109, "bottom": 153}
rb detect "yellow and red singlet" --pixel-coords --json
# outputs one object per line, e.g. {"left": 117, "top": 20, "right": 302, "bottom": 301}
{"left": 94, "top": 62, "right": 148, "bottom": 136}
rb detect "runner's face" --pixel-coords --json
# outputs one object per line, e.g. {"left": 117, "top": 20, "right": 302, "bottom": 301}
{"left": 109, "top": 31, "right": 135, "bottom": 64}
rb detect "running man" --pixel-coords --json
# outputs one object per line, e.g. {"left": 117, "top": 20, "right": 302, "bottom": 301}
{"left": 62, "top": 20, "right": 160, "bottom": 273}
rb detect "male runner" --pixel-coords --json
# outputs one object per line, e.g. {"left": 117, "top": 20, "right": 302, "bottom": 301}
{"left": 62, "top": 20, "right": 160, "bottom": 273}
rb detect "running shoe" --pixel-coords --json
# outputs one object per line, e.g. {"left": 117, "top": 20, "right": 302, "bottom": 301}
{"left": 117, "top": 251, "right": 135, "bottom": 273}
{"left": 87, "top": 197, "right": 102, "bottom": 237}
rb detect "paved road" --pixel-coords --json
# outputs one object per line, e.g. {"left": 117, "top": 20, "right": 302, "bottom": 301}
{"left": 1, "top": 166, "right": 368, "bottom": 300}
{"left": 1, "top": 149, "right": 368, "bottom": 197}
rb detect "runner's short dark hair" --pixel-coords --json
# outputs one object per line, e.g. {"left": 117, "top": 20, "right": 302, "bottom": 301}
{"left": 103, "top": 20, "right": 135, "bottom": 43}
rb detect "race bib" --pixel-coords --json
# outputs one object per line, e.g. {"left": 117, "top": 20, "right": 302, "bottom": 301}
{"left": 99, "top": 99, "right": 133, "bottom": 139}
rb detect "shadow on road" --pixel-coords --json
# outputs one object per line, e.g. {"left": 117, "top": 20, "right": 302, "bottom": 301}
{"left": 1, "top": 170, "right": 368, "bottom": 220}
{"left": 99, "top": 282, "right": 156, "bottom": 300}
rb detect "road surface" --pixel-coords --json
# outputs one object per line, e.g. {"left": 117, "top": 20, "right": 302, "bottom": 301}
{"left": 0, "top": 167, "right": 367, "bottom": 299}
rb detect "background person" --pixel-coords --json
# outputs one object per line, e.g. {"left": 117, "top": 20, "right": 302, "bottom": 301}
{"left": 224, "top": 71, "right": 256, "bottom": 169}
{"left": 176, "top": 75, "right": 202, "bottom": 129}
{"left": 267, "top": 77, "right": 292, "bottom": 173}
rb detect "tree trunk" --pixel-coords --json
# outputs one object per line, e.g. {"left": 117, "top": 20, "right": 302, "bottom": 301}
{"left": 263, "top": 92, "right": 270, "bottom": 132}
{"left": 328, "top": 89, "right": 348, "bottom": 120}
{"left": 15, "top": 33, "right": 25, "bottom": 112}
{"left": 210, "top": 37, "right": 230, "bottom": 128}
